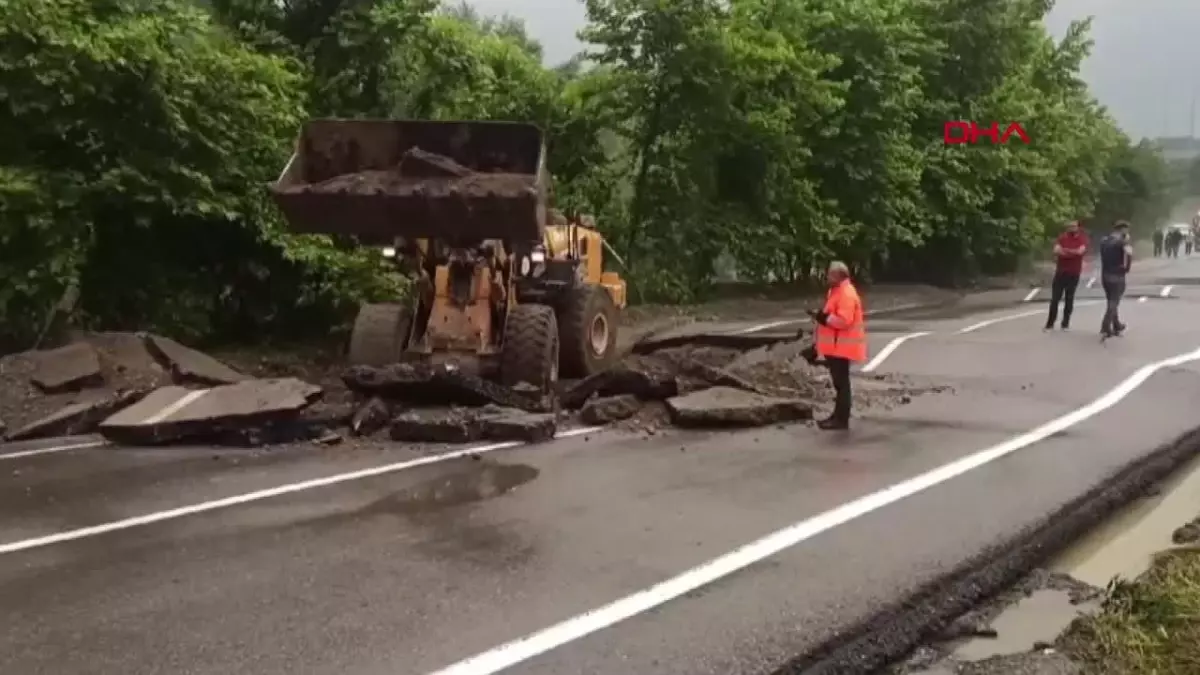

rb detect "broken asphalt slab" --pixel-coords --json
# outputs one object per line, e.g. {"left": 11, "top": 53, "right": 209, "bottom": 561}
{"left": 580, "top": 394, "right": 642, "bottom": 424}
{"left": 5, "top": 389, "right": 147, "bottom": 441}
{"left": 631, "top": 322, "right": 796, "bottom": 355}
{"left": 479, "top": 412, "right": 557, "bottom": 443}
{"left": 99, "top": 378, "right": 321, "bottom": 445}
{"left": 389, "top": 407, "right": 558, "bottom": 444}
{"left": 350, "top": 397, "right": 392, "bottom": 437}
{"left": 142, "top": 334, "right": 247, "bottom": 386}
{"left": 666, "top": 386, "right": 813, "bottom": 428}
{"left": 343, "top": 363, "right": 549, "bottom": 412}
{"left": 389, "top": 409, "right": 485, "bottom": 444}
{"left": 30, "top": 342, "right": 103, "bottom": 393}
{"left": 561, "top": 358, "right": 679, "bottom": 409}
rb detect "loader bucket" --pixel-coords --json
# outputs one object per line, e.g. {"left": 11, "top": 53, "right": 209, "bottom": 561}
{"left": 270, "top": 119, "right": 547, "bottom": 244}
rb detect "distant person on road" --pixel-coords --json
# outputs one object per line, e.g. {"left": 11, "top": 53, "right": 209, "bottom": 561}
{"left": 1152, "top": 227, "right": 1164, "bottom": 257}
{"left": 1167, "top": 227, "right": 1183, "bottom": 258}
{"left": 1099, "top": 221, "right": 1132, "bottom": 339}
{"left": 808, "top": 261, "right": 866, "bottom": 431}
{"left": 1044, "top": 220, "right": 1088, "bottom": 331}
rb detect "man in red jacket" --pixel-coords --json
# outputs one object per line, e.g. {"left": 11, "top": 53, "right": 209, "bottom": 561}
{"left": 1045, "top": 220, "right": 1088, "bottom": 330}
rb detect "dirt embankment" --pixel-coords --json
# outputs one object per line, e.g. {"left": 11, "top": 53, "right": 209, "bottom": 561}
{"left": 888, "top": 506, "right": 1200, "bottom": 675}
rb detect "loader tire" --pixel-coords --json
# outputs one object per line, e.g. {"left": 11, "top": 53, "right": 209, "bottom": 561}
{"left": 347, "top": 303, "right": 411, "bottom": 367}
{"left": 501, "top": 304, "right": 559, "bottom": 391}
{"left": 558, "top": 286, "right": 619, "bottom": 378}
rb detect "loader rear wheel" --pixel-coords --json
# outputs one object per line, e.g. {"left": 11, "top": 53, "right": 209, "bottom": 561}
{"left": 348, "top": 303, "right": 411, "bottom": 367}
{"left": 558, "top": 286, "right": 619, "bottom": 378}
{"left": 501, "top": 304, "right": 559, "bottom": 391}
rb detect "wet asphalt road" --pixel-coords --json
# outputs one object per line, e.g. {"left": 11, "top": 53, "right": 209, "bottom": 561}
{"left": 4, "top": 255, "right": 1200, "bottom": 675}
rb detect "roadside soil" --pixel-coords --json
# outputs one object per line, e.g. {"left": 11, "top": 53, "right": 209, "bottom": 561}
{"left": 889, "top": 506, "right": 1200, "bottom": 675}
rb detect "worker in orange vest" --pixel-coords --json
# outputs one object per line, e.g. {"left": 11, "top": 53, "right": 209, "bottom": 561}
{"left": 808, "top": 261, "right": 866, "bottom": 430}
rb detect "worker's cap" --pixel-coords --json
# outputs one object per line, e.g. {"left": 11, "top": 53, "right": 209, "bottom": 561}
{"left": 1114, "top": 220, "right": 1130, "bottom": 230}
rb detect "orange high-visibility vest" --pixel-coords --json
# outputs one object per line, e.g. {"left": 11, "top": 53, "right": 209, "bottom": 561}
{"left": 815, "top": 279, "right": 866, "bottom": 362}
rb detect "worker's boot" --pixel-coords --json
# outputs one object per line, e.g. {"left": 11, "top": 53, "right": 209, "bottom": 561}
{"left": 817, "top": 415, "right": 849, "bottom": 431}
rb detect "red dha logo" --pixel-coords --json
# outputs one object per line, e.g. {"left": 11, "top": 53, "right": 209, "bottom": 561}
{"left": 943, "top": 121, "right": 1030, "bottom": 145}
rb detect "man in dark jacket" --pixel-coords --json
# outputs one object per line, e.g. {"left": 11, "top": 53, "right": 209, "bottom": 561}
{"left": 1099, "top": 221, "right": 1132, "bottom": 339}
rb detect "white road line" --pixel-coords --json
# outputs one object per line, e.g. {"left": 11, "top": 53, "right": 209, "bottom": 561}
{"left": 427, "top": 345, "right": 1200, "bottom": 675}
{"left": 1086, "top": 276, "right": 1096, "bottom": 288}
{"left": 956, "top": 301, "right": 1104, "bottom": 334}
{"left": 1022, "top": 288, "right": 1040, "bottom": 302}
{"left": 0, "top": 426, "right": 603, "bottom": 556}
{"left": 0, "top": 440, "right": 108, "bottom": 461}
{"left": 1161, "top": 285, "right": 1174, "bottom": 298}
{"left": 142, "top": 389, "right": 209, "bottom": 425}
{"left": 957, "top": 309, "right": 1043, "bottom": 334}
{"left": 860, "top": 332, "right": 930, "bottom": 373}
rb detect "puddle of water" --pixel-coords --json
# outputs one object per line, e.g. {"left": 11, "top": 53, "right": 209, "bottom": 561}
{"left": 953, "top": 589, "right": 1097, "bottom": 662}
{"left": 1052, "top": 453, "right": 1200, "bottom": 587}
{"left": 384, "top": 462, "right": 539, "bottom": 514}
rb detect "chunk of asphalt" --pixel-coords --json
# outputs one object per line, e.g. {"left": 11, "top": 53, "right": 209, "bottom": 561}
{"left": 30, "top": 342, "right": 104, "bottom": 393}
{"left": 580, "top": 394, "right": 642, "bottom": 424}
{"left": 389, "top": 409, "right": 484, "bottom": 444}
{"left": 350, "top": 397, "right": 392, "bottom": 436}
{"left": 561, "top": 360, "right": 679, "bottom": 409}
{"left": 5, "top": 389, "right": 147, "bottom": 441}
{"left": 313, "top": 429, "right": 344, "bottom": 446}
{"left": 665, "top": 386, "right": 813, "bottom": 428}
{"left": 673, "top": 358, "right": 764, "bottom": 393}
{"left": 343, "top": 363, "right": 548, "bottom": 412}
{"left": 99, "top": 378, "right": 321, "bottom": 445}
{"left": 142, "top": 333, "right": 248, "bottom": 386}
{"left": 480, "top": 412, "right": 557, "bottom": 443}
{"left": 631, "top": 328, "right": 792, "bottom": 355}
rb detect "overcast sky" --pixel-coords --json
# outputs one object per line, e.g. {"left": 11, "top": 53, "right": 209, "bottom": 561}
{"left": 468, "top": 0, "right": 1198, "bottom": 140}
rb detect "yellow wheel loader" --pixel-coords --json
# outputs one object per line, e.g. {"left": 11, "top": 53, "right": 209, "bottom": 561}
{"left": 269, "top": 119, "right": 627, "bottom": 391}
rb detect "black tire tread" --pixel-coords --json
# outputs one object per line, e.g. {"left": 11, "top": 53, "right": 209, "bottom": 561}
{"left": 558, "top": 286, "right": 619, "bottom": 378}
{"left": 347, "top": 303, "right": 411, "bottom": 366}
{"left": 501, "top": 304, "right": 559, "bottom": 390}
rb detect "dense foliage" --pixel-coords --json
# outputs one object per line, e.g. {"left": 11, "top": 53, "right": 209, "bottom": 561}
{"left": 0, "top": 0, "right": 1180, "bottom": 348}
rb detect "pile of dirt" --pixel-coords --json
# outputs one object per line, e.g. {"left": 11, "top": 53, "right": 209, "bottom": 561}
{"left": 291, "top": 146, "right": 536, "bottom": 199}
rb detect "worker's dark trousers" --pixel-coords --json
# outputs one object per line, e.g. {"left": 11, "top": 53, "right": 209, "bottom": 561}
{"left": 825, "top": 356, "right": 852, "bottom": 422}
{"left": 1045, "top": 271, "right": 1080, "bottom": 328}
{"left": 1153, "top": 240, "right": 1162, "bottom": 257}
{"left": 1101, "top": 274, "right": 1126, "bottom": 335}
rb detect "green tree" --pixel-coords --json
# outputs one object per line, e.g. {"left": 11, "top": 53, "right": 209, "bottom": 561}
{"left": 0, "top": 0, "right": 398, "bottom": 347}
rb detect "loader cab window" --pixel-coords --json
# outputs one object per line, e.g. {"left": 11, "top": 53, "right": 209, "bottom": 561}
{"left": 579, "top": 237, "right": 589, "bottom": 257}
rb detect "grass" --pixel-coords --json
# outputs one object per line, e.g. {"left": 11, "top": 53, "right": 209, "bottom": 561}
{"left": 1061, "top": 546, "right": 1200, "bottom": 674}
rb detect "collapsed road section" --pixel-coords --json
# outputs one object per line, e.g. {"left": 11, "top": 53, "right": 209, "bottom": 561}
{"left": 0, "top": 323, "right": 935, "bottom": 449}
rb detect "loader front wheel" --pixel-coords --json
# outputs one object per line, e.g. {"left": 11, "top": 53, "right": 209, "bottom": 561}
{"left": 348, "top": 303, "right": 411, "bottom": 367}
{"left": 558, "top": 286, "right": 619, "bottom": 378}
{"left": 501, "top": 304, "right": 559, "bottom": 391}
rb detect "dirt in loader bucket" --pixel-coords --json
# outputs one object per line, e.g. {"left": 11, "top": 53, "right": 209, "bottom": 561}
{"left": 270, "top": 119, "right": 547, "bottom": 244}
